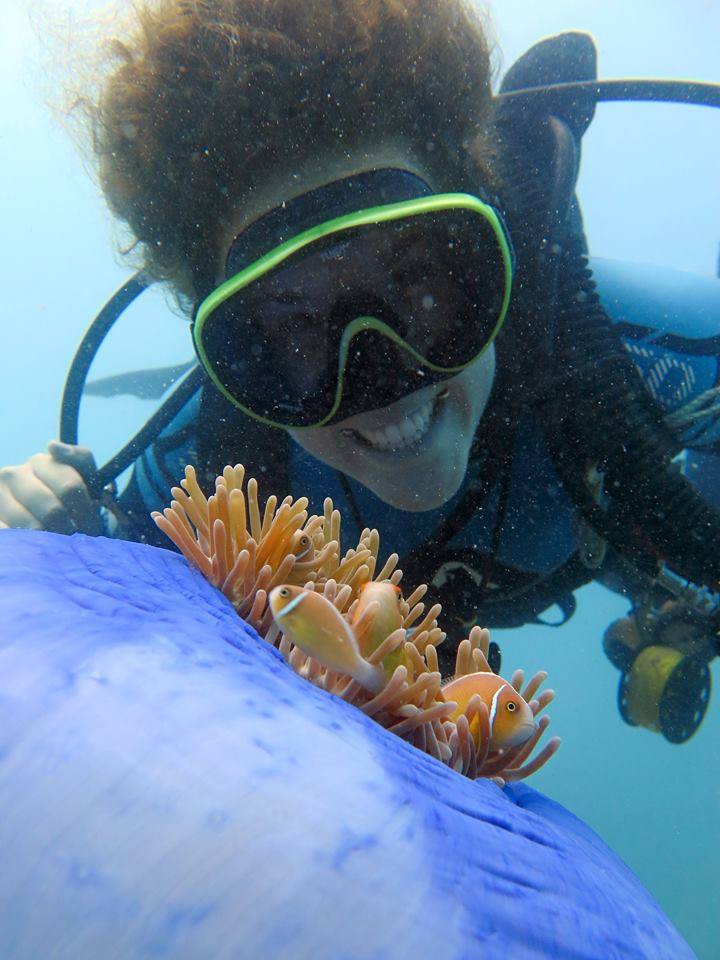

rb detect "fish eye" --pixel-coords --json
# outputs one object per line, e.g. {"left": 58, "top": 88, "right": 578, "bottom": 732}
{"left": 507, "top": 701, "right": 517, "bottom": 712}
{"left": 279, "top": 587, "right": 291, "bottom": 597}
{"left": 299, "top": 535, "right": 309, "bottom": 545}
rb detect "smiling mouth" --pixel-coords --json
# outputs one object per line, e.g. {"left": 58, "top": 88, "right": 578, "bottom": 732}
{"left": 340, "top": 386, "right": 449, "bottom": 453}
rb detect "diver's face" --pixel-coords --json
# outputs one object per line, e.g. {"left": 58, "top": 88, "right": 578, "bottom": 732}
{"left": 221, "top": 145, "right": 497, "bottom": 511}
{"left": 279, "top": 216, "right": 497, "bottom": 511}
{"left": 288, "top": 348, "right": 495, "bottom": 511}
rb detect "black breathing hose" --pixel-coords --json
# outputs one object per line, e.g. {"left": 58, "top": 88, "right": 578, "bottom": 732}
{"left": 59, "top": 273, "right": 206, "bottom": 494}
{"left": 60, "top": 273, "right": 150, "bottom": 449}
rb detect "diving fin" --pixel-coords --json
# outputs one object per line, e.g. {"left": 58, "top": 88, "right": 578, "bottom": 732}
{"left": 85, "top": 360, "right": 196, "bottom": 400}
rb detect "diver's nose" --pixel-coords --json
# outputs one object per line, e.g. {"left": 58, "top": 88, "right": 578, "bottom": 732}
{"left": 369, "top": 299, "right": 432, "bottom": 367}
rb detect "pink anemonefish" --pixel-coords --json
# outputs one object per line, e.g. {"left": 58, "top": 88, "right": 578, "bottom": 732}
{"left": 269, "top": 585, "right": 386, "bottom": 694}
{"left": 350, "top": 581, "right": 406, "bottom": 675}
{"left": 441, "top": 672, "right": 537, "bottom": 752}
{"left": 289, "top": 531, "right": 314, "bottom": 561}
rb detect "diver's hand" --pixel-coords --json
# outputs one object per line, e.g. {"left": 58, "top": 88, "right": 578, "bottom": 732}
{"left": 0, "top": 441, "right": 103, "bottom": 535}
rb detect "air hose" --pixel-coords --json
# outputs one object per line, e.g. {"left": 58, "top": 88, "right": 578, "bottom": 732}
{"left": 539, "top": 250, "right": 720, "bottom": 587}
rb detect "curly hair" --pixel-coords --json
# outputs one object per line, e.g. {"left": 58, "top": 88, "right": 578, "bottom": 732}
{"left": 69, "top": 0, "right": 496, "bottom": 303}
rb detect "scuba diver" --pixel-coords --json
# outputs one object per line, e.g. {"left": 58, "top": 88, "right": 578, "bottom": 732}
{"left": 0, "top": 2, "right": 719, "bottom": 741}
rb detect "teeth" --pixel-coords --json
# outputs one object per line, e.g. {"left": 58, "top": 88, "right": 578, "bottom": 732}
{"left": 357, "top": 399, "right": 435, "bottom": 452}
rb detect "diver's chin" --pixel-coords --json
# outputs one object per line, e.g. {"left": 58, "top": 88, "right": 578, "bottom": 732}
{"left": 371, "top": 463, "right": 466, "bottom": 512}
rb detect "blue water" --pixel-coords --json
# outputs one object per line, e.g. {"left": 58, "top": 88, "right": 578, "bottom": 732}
{"left": 1, "top": 1, "right": 718, "bottom": 956}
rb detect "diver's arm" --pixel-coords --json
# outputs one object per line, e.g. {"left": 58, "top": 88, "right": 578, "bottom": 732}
{"left": 0, "top": 442, "right": 103, "bottom": 535}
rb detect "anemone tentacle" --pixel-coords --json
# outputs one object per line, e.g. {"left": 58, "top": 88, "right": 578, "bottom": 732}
{"left": 153, "top": 464, "right": 560, "bottom": 784}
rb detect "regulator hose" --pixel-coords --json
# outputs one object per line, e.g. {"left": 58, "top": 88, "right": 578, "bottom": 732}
{"left": 540, "top": 250, "right": 720, "bottom": 587}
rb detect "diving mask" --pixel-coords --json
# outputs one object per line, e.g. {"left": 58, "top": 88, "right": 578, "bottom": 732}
{"left": 192, "top": 169, "right": 514, "bottom": 429}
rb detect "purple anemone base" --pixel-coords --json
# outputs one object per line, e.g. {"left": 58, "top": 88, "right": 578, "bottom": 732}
{"left": 0, "top": 531, "right": 696, "bottom": 959}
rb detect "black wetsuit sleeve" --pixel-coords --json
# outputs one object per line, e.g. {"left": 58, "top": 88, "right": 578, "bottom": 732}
{"left": 107, "top": 388, "right": 205, "bottom": 547}
{"left": 114, "top": 470, "right": 177, "bottom": 548}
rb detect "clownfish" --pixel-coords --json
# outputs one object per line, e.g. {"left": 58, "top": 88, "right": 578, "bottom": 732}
{"left": 290, "top": 531, "right": 314, "bottom": 562}
{"left": 269, "top": 585, "right": 387, "bottom": 694}
{"left": 351, "top": 581, "right": 405, "bottom": 674}
{"left": 441, "top": 671, "right": 537, "bottom": 752}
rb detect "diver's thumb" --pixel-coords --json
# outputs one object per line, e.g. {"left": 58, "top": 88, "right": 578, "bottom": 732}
{"left": 48, "top": 441, "right": 99, "bottom": 490}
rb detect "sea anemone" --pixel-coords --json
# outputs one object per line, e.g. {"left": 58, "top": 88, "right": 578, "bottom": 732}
{"left": 153, "top": 464, "right": 560, "bottom": 784}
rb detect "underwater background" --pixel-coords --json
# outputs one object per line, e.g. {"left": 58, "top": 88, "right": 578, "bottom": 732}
{"left": 1, "top": 1, "right": 718, "bottom": 957}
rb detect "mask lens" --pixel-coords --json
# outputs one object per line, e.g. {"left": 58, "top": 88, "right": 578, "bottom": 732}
{"left": 381, "top": 209, "right": 508, "bottom": 367}
{"left": 198, "top": 294, "right": 338, "bottom": 427}
{"left": 195, "top": 201, "right": 511, "bottom": 427}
